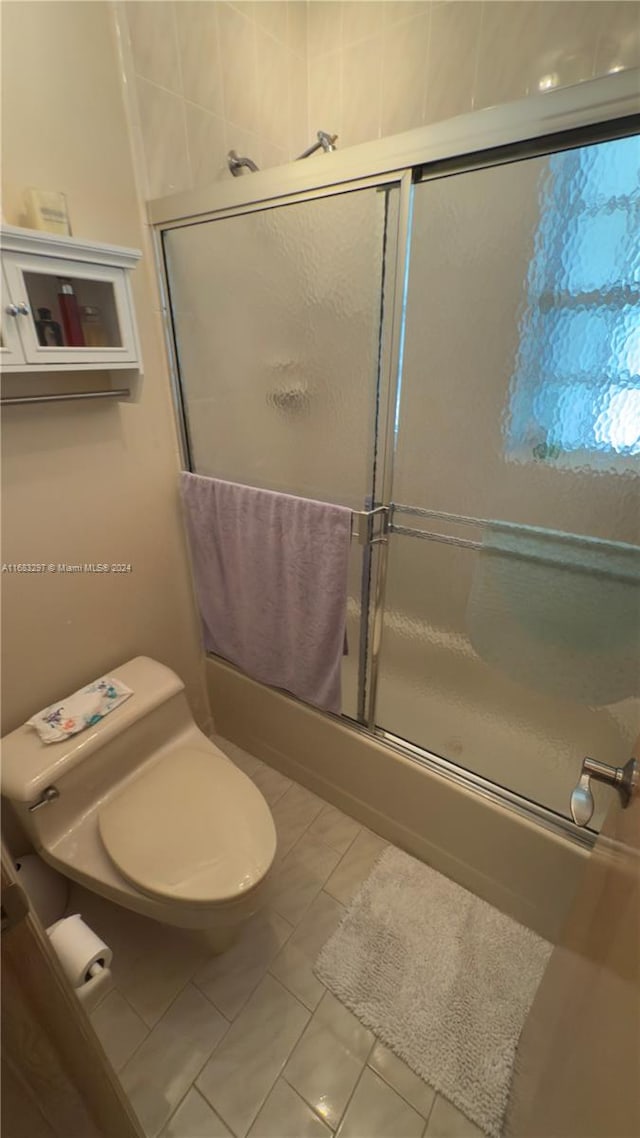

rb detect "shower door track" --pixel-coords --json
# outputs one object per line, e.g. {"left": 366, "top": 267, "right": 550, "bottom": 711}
{"left": 148, "top": 72, "right": 639, "bottom": 231}
{"left": 203, "top": 647, "right": 596, "bottom": 850}
{"left": 372, "top": 727, "right": 597, "bottom": 849}
{"left": 152, "top": 71, "right": 639, "bottom": 851}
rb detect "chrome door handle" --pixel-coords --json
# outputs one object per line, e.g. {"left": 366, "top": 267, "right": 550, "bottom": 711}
{"left": 570, "top": 756, "right": 636, "bottom": 827}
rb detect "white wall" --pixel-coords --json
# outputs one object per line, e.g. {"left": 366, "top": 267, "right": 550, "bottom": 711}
{"left": 1, "top": 1, "right": 209, "bottom": 732}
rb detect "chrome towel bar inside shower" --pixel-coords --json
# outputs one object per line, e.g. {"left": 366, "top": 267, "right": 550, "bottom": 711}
{"left": 351, "top": 504, "right": 481, "bottom": 548}
{"left": 387, "top": 503, "right": 639, "bottom": 567}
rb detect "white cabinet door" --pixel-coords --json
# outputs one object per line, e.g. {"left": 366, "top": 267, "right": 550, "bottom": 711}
{"left": 1, "top": 266, "right": 27, "bottom": 368}
{"left": 3, "top": 251, "right": 139, "bottom": 368}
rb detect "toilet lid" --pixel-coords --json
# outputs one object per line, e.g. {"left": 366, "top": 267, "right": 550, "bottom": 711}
{"left": 98, "top": 746, "right": 276, "bottom": 905}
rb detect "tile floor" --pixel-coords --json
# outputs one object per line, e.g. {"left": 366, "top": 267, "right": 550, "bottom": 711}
{"left": 76, "top": 736, "right": 484, "bottom": 1138}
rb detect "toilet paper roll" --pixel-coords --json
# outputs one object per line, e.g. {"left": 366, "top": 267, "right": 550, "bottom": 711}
{"left": 46, "top": 914, "right": 113, "bottom": 988}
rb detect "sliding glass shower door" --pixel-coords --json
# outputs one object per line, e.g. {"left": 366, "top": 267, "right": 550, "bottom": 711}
{"left": 161, "top": 128, "right": 638, "bottom": 831}
{"left": 163, "top": 183, "right": 400, "bottom": 720}
{"left": 376, "top": 135, "right": 640, "bottom": 826}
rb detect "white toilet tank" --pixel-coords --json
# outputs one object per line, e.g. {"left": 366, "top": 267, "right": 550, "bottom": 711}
{"left": 1, "top": 657, "right": 199, "bottom": 849}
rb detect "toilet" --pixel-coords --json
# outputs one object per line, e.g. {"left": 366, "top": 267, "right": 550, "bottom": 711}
{"left": 1, "top": 657, "right": 277, "bottom": 949}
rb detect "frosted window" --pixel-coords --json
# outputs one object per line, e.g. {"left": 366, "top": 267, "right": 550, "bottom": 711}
{"left": 508, "top": 135, "right": 640, "bottom": 460}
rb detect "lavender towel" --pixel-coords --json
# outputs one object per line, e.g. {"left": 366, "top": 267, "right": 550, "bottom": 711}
{"left": 180, "top": 473, "right": 352, "bottom": 713}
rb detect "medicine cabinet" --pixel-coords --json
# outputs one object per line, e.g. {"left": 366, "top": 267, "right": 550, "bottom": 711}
{"left": 0, "top": 226, "right": 142, "bottom": 373}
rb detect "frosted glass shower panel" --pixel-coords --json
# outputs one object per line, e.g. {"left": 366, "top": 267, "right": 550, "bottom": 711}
{"left": 379, "top": 134, "right": 640, "bottom": 823}
{"left": 376, "top": 530, "right": 639, "bottom": 823}
{"left": 393, "top": 137, "right": 640, "bottom": 544}
{"left": 164, "top": 187, "right": 391, "bottom": 509}
{"left": 164, "top": 185, "right": 397, "bottom": 723}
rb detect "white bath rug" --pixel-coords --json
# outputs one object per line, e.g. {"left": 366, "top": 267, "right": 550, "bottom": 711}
{"left": 315, "top": 846, "right": 552, "bottom": 1138}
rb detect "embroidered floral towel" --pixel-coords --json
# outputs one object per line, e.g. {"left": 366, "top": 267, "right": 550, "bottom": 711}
{"left": 27, "top": 677, "right": 133, "bottom": 744}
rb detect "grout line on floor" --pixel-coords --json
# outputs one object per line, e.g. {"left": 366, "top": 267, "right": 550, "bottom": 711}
{"left": 201, "top": 973, "right": 313, "bottom": 1138}
{"left": 116, "top": 976, "right": 232, "bottom": 1123}
{"left": 364, "top": 1040, "right": 438, "bottom": 1128}
{"left": 330, "top": 1037, "right": 375, "bottom": 1136}
{"left": 108, "top": 987, "right": 153, "bottom": 1073}
{"left": 160, "top": 1081, "right": 199, "bottom": 1138}
{"left": 423, "top": 1086, "right": 438, "bottom": 1130}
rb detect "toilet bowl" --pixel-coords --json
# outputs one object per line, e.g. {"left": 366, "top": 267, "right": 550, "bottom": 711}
{"left": 1, "top": 657, "right": 277, "bottom": 948}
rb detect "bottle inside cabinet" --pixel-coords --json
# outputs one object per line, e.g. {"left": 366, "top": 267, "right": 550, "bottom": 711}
{"left": 80, "top": 305, "right": 107, "bottom": 348}
{"left": 35, "top": 307, "right": 63, "bottom": 347}
{"left": 57, "top": 278, "right": 85, "bottom": 346}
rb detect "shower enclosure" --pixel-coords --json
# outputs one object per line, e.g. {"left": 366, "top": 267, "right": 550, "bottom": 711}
{"left": 153, "top": 73, "right": 640, "bottom": 843}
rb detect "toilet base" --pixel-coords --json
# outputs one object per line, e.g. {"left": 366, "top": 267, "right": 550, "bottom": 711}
{"left": 200, "top": 924, "right": 241, "bottom": 955}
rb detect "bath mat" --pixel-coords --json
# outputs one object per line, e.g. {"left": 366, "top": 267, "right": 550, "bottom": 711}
{"left": 315, "top": 847, "right": 552, "bottom": 1137}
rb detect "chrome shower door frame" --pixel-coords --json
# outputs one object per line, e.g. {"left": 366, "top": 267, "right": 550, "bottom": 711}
{"left": 150, "top": 70, "right": 640, "bottom": 847}
{"left": 153, "top": 168, "right": 409, "bottom": 727}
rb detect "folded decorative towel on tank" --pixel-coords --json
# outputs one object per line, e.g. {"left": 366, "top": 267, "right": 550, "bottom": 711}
{"left": 27, "top": 677, "right": 133, "bottom": 744}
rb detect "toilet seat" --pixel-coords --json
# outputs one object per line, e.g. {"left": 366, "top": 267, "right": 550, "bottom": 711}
{"left": 98, "top": 746, "right": 276, "bottom": 907}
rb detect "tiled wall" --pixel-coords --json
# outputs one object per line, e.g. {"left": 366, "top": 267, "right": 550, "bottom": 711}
{"left": 120, "top": 1, "right": 309, "bottom": 198}
{"left": 120, "top": 0, "right": 640, "bottom": 200}
{"left": 309, "top": 0, "right": 640, "bottom": 145}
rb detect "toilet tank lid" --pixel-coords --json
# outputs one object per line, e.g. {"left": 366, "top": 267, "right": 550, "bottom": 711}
{"left": 1, "top": 657, "right": 184, "bottom": 804}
